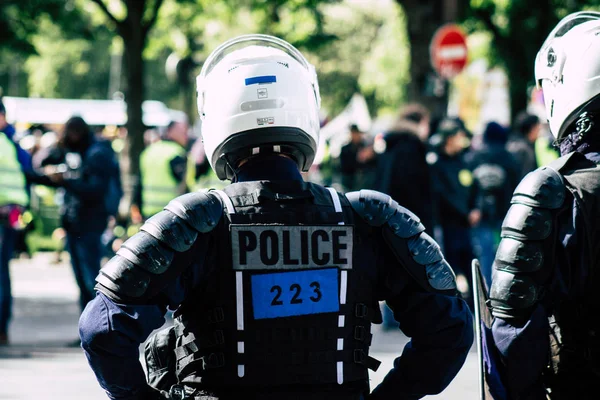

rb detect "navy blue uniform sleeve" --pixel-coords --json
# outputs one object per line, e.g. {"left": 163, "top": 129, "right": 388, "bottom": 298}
{"left": 371, "top": 291, "right": 473, "bottom": 399}
{"left": 79, "top": 293, "right": 166, "bottom": 400}
{"left": 370, "top": 247, "right": 473, "bottom": 399}
{"left": 492, "top": 306, "right": 549, "bottom": 400}
{"left": 490, "top": 196, "right": 581, "bottom": 399}
{"left": 80, "top": 252, "right": 206, "bottom": 399}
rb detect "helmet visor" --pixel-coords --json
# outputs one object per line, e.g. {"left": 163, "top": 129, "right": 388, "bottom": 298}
{"left": 197, "top": 34, "right": 320, "bottom": 115}
{"left": 535, "top": 11, "right": 600, "bottom": 85}
{"left": 200, "top": 34, "right": 312, "bottom": 78}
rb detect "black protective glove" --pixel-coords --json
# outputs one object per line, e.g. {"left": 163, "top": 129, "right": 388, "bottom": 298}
{"left": 144, "top": 326, "right": 178, "bottom": 392}
{"left": 136, "top": 386, "right": 173, "bottom": 400}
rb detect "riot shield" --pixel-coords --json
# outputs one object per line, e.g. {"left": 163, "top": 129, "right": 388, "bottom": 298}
{"left": 472, "top": 259, "right": 508, "bottom": 400}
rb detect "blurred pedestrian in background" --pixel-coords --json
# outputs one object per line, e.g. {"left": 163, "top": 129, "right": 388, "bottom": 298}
{"left": 37, "top": 116, "right": 120, "bottom": 314}
{"left": 507, "top": 112, "right": 542, "bottom": 180}
{"left": 0, "top": 100, "right": 30, "bottom": 345}
{"left": 133, "top": 119, "right": 189, "bottom": 222}
{"left": 398, "top": 103, "right": 431, "bottom": 142}
{"left": 185, "top": 134, "right": 225, "bottom": 192}
{"left": 375, "top": 115, "right": 434, "bottom": 232}
{"left": 429, "top": 118, "right": 477, "bottom": 306}
{"left": 467, "top": 121, "right": 520, "bottom": 284}
{"left": 339, "top": 123, "right": 376, "bottom": 191}
{"left": 375, "top": 109, "right": 435, "bottom": 329}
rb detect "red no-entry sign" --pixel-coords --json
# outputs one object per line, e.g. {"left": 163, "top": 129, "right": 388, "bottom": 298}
{"left": 430, "top": 24, "right": 468, "bottom": 80}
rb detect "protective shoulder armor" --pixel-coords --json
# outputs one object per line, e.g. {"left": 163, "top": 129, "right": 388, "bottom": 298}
{"left": 346, "top": 190, "right": 424, "bottom": 237}
{"left": 96, "top": 191, "right": 224, "bottom": 301}
{"left": 164, "top": 191, "right": 223, "bottom": 233}
{"left": 489, "top": 270, "right": 541, "bottom": 320}
{"left": 511, "top": 166, "right": 566, "bottom": 209}
{"left": 502, "top": 166, "right": 566, "bottom": 241}
{"left": 490, "top": 166, "right": 566, "bottom": 320}
{"left": 347, "top": 190, "right": 456, "bottom": 293}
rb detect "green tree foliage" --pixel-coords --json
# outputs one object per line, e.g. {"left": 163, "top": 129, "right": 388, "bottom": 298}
{"left": 465, "top": 0, "right": 600, "bottom": 118}
{"left": 25, "top": 17, "right": 113, "bottom": 99}
{"left": 2, "top": 0, "right": 412, "bottom": 122}
{"left": 393, "top": 0, "right": 467, "bottom": 118}
{"left": 0, "top": 0, "right": 88, "bottom": 54}
{"left": 87, "top": 0, "right": 168, "bottom": 177}
{"left": 147, "top": 0, "right": 342, "bottom": 117}
{"left": 358, "top": 2, "right": 410, "bottom": 114}
{"left": 148, "top": 0, "right": 409, "bottom": 116}
{"left": 0, "top": 0, "right": 91, "bottom": 97}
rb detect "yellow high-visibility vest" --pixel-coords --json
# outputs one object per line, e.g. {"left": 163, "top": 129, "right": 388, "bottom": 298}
{"left": 140, "top": 140, "right": 186, "bottom": 217}
{"left": 0, "top": 132, "right": 28, "bottom": 207}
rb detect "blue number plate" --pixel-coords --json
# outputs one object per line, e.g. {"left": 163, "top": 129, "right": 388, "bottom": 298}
{"left": 251, "top": 268, "right": 339, "bottom": 319}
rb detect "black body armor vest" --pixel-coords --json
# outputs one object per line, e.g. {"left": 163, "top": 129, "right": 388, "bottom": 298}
{"left": 172, "top": 181, "right": 380, "bottom": 399}
{"left": 489, "top": 152, "right": 600, "bottom": 398}
{"left": 545, "top": 153, "right": 600, "bottom": 397}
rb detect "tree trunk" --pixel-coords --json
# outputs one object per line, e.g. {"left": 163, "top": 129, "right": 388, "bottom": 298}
{"left": 122, "top": 0, "right": 147, "bottom": 207}
{"left": 504, "top": 55, "right": 529, "bottom": 120}
{"left": 502, "top": 1, "right": 556, "bottom": 120}
{"left": 397, "top": 0, "right": 463, "bottom": 119}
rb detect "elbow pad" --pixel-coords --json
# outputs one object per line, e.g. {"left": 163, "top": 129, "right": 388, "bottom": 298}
{"left": 489, "top": 166, "right": 566, "bottom": 320}
{"left": 347, "top": 189, "right": 457, "bottom": 295}
{"left": 95, "top": 191, "right": 223, "bottom": 302}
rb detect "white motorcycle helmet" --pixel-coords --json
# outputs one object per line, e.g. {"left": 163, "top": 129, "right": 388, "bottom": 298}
{"left": 197, "top": 34, "right": 321, "bottom": 180}
{"left": 535, "top": 11, "right": 600, "bottom": 141}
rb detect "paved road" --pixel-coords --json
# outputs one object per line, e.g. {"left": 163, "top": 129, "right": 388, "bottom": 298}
{"left": 0, "top": 253, "right": 478, "bottom": 399}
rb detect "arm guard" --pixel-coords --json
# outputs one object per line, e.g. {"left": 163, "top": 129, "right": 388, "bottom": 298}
{"left": 95, "top": 191, "right": 224, "bottom": 302}
{"left": 347, "top": 189, "right": 457, "bottom": 294}
{"left": 489, "top": 166, "right": 567, "bottom": 320}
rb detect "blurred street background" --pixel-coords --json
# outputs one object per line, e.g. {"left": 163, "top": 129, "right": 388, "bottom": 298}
{"left": 0, "top": 0, "right": 585, "bottom": 398}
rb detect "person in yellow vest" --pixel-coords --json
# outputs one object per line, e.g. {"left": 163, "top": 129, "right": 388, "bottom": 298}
{"left": 0, "top": 101, "right": 29, "bottom": 345}
{"left": 133, "top": 120, "right": 189, "bottom": 221}
{"left": 185, "top": 136, "right": 228, "bottom": 192}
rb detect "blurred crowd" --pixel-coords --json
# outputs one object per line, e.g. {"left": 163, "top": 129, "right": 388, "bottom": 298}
{"left": 0, "top": 99, "right": 216, "bottom": 344}
{"left": 318, "top": 103, "right": 559, "bottom": 322}
{"left": 0, "top": 96, "right": 558, "bottom": 342}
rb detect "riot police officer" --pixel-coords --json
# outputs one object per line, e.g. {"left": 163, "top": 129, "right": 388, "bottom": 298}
{"left": 486, "top": 11, "right": 600, "bottom": 399}
{"left": 79, "top": 34, "right": 473, "bottom": 400}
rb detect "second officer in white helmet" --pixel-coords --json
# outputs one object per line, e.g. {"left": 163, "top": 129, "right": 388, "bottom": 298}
{"left": 485, "top": 11, "right": 600, "bottom": 399}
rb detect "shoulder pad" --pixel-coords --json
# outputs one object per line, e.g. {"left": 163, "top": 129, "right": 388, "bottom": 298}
{"left": 347, "top": 190, "right": 453, "bottom": 293}
{"left": 96, "top": 192, "right": 223, "bottom": 300}
{"left": 347, "top": 190, "right": 425, "bottom": 237}
{"left": 96, "top": 230, "right": 177, "bottom": 299}
{"left": 382, "top": 229, "right": 456, "bottom": 293}
{"left": 96, "top": 255, "right": 151, "bottom": 299}
{"left": 512, "top": 166, "right": 566, "bottom": 209}
{"left": 116, "top": 231, "right": 175, "bottom": 275}
{"left": 141, "top": 210, "right": 199, "bottom": 252}
{"left": 164, "top": 192, "right": 223, "bottom": 233}
{"left": 407, "top": 232, "right": 444, "bottom": 265}
{"left": 489, "top": 269, "right": 541, "bottom": 320}
{"left": 501, "top": 204, "right": 553, "bottom": 241}
{"left": 494, "top": 238, "right": 544, "bottom": 274}
{"left": 426, "top": 260, "right": 457, "bottom": 291}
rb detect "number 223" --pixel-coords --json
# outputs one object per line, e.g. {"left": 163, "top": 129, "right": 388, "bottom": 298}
{"left": 270, "top": 281, "right": 322, "bottom": 306}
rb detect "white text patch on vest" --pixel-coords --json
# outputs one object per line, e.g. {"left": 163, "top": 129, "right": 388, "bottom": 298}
{"left": 231, "top": 225, "right": 353, "bottom": 270}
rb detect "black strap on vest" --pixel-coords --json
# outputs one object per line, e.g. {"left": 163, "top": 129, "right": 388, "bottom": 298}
{"left": 173, "top": 184, "right": 378, "bottom": 393}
